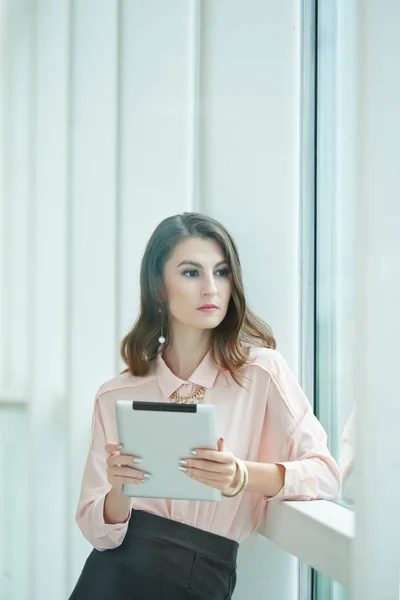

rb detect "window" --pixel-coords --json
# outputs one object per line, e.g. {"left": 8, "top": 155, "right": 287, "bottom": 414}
{"left": 313, "top": 1, "right": 357, "bottom": 598}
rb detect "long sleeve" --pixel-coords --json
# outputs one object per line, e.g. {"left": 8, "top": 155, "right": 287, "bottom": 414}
{"left": 75, "top": 394, "right": 133, "bottom": 550}
{"left": 258, "top": 352, "right": 341, "bottom": 502}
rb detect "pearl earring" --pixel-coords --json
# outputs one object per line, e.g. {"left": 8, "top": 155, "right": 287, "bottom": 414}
{"left": 158, "top": 307, "right": 166, "bottom": 344}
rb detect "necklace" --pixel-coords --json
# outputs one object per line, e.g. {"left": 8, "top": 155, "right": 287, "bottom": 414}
{"left": 169, "top": 386, "right": 206, "bottom": 404}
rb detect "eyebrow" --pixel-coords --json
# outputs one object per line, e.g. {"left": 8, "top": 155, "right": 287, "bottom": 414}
{"left": 177, "top": 260, "right": 229, "bottom": 269}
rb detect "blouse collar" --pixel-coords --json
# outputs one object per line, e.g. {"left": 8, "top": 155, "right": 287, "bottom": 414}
{"left": 155, "top": 346, "right": 220, "bottom": 398}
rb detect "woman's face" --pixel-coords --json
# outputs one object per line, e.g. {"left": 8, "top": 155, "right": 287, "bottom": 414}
{"left": 162, "top": 237, "right": 233, "bottom": 333}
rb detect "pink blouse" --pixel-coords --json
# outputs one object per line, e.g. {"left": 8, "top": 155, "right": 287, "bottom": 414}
{"left": 76, "top": 347, "right": 340, "bottom": 550}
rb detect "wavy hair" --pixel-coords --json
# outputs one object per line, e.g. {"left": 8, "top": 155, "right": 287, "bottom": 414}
{"left": 120, "top": 212, "right": 276, "bottom": 386}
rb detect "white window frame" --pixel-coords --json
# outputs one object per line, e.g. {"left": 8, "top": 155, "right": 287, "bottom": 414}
{"left": 257, "top": 0, "right": 355, "bottom": 593}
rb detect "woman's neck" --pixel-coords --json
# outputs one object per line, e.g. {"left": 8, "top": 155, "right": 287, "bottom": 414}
{"left": 162, "top": 333, "right": 211, "bottom": 382}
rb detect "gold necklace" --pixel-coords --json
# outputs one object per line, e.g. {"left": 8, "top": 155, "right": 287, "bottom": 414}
{"left": 169, "top": 386, "right": 206, "bottom": 404}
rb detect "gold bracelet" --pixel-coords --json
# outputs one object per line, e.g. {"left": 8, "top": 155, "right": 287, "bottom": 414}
{"left": 235, "top": 459, "right": 248, "bottom": 495}
{"left": 222, "top": 458, "right": 248, "bottom": 498}
{"left": 222, "top": 459, "right": 244, "bottom": 497}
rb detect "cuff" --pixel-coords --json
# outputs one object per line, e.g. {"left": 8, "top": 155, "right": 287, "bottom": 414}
{"left": 96, "top": 494, "right": 133, "bottom": 533}
{"left": 265, "top": 462, "right": 300, "bottom": 502}
{"left": 78, "top": 495, "right": 133, "bottom": 550}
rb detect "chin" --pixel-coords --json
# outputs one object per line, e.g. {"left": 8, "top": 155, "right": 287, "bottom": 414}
{"left": 197, "top": 316, "right": 224, "bottom": 329}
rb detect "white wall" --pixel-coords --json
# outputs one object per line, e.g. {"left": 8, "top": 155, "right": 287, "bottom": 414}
{"left": 0, "top": 1, "right": 303, "bottom": 598}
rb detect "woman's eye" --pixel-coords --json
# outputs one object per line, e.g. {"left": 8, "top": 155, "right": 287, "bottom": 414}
{"left": 183, "top": 269, "right": 199, "bottom": 278}
{"left": 182, "top": 268, "right": 230, "bottom": 278}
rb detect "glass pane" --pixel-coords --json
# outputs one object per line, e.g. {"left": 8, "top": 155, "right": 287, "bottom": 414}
{"left": 314, "top": 571, "right": 353, "bottom": 600}
{"left": 315, "top": 0, "right": 357, "bottom": 509}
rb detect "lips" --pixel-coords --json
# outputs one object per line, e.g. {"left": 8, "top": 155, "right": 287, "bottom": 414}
{"left": 197, "top": 304, "right": 218, "bottom": 309}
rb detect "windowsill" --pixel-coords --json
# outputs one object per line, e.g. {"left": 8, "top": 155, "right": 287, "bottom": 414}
{"left": 258, "top": 500, "right": 354, "bottom": 588}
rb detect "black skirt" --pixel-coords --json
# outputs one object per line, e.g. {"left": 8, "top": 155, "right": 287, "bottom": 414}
{"left": 69, "top": 509, "right": 239, "bottom": 600}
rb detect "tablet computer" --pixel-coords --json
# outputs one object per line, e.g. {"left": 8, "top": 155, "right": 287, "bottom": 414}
{"left": 115, "top": 401, "right": 221, "bottom": 502}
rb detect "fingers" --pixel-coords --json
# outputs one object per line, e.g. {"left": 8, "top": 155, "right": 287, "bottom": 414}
{"left": 105, "top": 443, "right": 142, "bottom": 465}
{"left": 181, "top": 458, "right": 225, "bottom": 473}
{"left": 107, "top": 465, "right": 151, "bottom": 486}
{"left": 188, "top": 469, "right": 224, "bottom": 483}
{"left": 106, "top": 453, "right": 142, "bottom": 468}
{"left": 187, "top": 464, "right": 233, "bottom": 482}
{"left": 180, "top": 453, "right": 236, "bottom": 488}
{"left": 188, "top": 449, "right": 231, "bottom": 463}
{"left": 184, "top": 469, "right": 228, "bottom": 490}
{"left": 105, "top": 442, "right": 149, "bottom": 486}
{"left": 109, "top": 465, "right": 148, "bottom": 480}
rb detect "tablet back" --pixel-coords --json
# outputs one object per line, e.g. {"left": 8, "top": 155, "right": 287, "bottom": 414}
{"left": 115, "top": 401, "right": 221, "bottom": 502}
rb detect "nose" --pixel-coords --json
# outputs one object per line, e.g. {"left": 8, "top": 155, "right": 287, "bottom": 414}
{"left": 202, "top": 272, "right": 218, "bottom": 296}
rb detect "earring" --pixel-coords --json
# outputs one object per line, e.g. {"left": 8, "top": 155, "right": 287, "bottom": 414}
{"left": 158, "top": 307, "right": 166, "bottom": 344}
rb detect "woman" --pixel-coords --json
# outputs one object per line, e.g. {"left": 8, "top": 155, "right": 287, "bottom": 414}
{"left": 70, "top": 212, "right": 340, "bottom": 600}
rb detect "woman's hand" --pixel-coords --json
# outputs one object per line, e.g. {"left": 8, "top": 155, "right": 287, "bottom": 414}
{"left": 179, "top": 438, "right": 240, "bottom": 493}
{"left": 105, "top": 442, "right": 151, "bottom": 489}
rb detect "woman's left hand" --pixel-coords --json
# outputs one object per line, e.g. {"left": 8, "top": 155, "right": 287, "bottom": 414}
{"left": 179, "top": 438, "right": 240, "bottom": 492}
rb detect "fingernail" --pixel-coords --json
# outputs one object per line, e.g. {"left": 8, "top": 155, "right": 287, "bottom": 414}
{"left": 116, "top": 444, "right": 123, "bottom": 449}
{"left": 178, "top": 467, "right": 187, "bottom": 472}
{"left": 142, "top": 473, "right": 151, "bottom": 480}
{"left": 179, "top": 460, "right": 188, "bottom": 466}
{"left": 132, "top": 458, "right": 142, "bottom": 464}
{"left": 190, "top": 450, "right": 197, "bottom": 456}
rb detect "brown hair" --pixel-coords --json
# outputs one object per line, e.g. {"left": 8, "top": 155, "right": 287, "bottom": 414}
{"left": 120, "top": 212, "right": 276, "bottom": 386}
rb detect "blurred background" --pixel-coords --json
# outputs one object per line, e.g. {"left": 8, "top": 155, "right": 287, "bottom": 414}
{"left": 0, "top": 1, "right": 399, "bottom": 600}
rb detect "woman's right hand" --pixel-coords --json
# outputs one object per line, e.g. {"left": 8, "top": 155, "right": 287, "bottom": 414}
{"left": 105, "top": 442, "right": 151, "bottom": 488}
